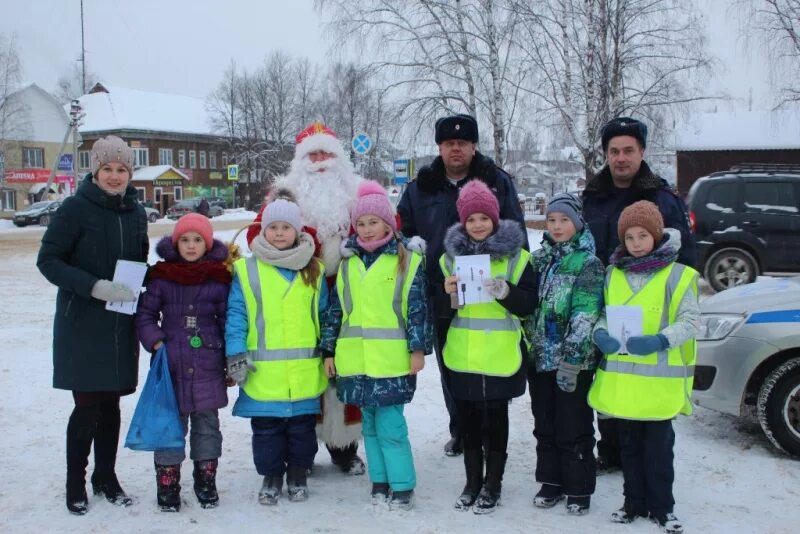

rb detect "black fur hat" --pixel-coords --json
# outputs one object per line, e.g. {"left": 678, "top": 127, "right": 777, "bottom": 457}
{"left": 435, "top": 114, "right": 479, "bottom": 144}
{"left": 601, "top": 117, "right": 648, "bottom": 151}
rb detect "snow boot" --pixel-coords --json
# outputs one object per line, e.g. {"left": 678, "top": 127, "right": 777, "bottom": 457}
{"left": 258, "top": 475, "right": 283, "bottom": 505}
{"left": 329, "top": 443, "right": 366, "bottom": 475}
{"left": 193, "top": 460, "right": 219, "bottom": 509}
{"left": 286, "top": 465, "right": 309, "bottom": 502}
{"left": 65, "top": 405, "right": 98, "bottom": 515}
{"left": 610, "top": 507, "right": 643, "bottom": 524}
{"left": 343, "top": 454, "right": 366, "bottom": 475}
{"left": 91, "top": 402, "right": 132, "bottom": 507}
{"left": 155, "top": 464, "right": 182, "bottom": 512}
{"left": 444, "top": 436, "right": 463, "bottom": 457}
{"left": 472, "top": 451, "right": 506, "bottom": 514}
{"left": 651, "top": 513, "right": 683, "bottom": 533}
{"left": 371, "top": 482, "right": 390, "bottom": 505}
{"left": 389, "top": 489, "right": 414, "bottom": 511}
{"left": 533, "top": 484, "right": 565, "bottom": 508}
{"left": 566, "top": 495, "right": 591, "bottom": 515}
{"left": 454, "top": 449, "right": 483, "bottom": 511}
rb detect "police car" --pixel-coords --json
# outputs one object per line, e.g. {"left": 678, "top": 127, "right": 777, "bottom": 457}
{"left": 694, "top": 276, "right": 800, "bottom": 457}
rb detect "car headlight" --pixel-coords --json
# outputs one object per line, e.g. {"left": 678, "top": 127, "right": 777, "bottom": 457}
{"left": 697, "top": 313, "right": 746, "bottom": 341}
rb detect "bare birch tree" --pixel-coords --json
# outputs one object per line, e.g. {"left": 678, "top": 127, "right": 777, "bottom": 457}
{"left": 0, "top": 33, "right": 28, "bottom": 171}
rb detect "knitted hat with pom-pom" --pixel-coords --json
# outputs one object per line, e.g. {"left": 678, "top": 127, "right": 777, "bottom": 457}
{"left": 350, "top": 180, "right": 397, "bottom": 231}
{"left": 456, "top": 179, "right": 500, "bottom": 226}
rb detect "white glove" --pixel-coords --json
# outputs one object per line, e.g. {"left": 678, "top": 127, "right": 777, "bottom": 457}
{"left": 481, "top": 277, "right": 510, "bottom": 300}
{"left": 91, "top": 280, "right": 136, "bottom": 302}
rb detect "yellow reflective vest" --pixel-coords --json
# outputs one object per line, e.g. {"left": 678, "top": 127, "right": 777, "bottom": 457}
{"left": 439, "top": 249, "right": 530, "bottom": 377}
{"left": 588, "top": 262, "right": 698, "bottom": 420}
{"left": 334, "top": 250, "right": 422, "bottom": 378}
{"left": 233, "top": 256, "right": 328, "bottom": 402}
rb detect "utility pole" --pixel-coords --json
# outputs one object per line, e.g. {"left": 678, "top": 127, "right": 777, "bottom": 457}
{"left": 80, "top": 0, "right": 86, "bottom": 93}
{"left": 42, "top": 100, "right": 83, "bottom": 201}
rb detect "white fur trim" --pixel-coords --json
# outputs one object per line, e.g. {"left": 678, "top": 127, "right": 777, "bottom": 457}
{"left": 295, "top": 133, "right": 347, "bottom": 161}
{"left": 315, "top": 386, "right": 362, "bottom": 447}
{"left": 340, "top": 238, "right": 356, "bottom": 259}
{"left": 406, "top": 235, "right": 427, "bottom": 254}
{"left": 321, "top": 235, "right": 344, "bottom": 277}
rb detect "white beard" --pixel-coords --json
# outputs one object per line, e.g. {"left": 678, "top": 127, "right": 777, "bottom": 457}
{"left": 274, "top": 156, "right": 362, "bottom": 276}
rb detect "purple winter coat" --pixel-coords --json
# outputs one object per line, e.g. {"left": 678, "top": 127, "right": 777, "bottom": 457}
{"left": 136, "top": 236, "right": 230, "bottom": 415}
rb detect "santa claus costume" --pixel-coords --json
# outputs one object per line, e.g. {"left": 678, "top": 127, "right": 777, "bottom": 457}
{"left": 248, "top": 122, "right": 365, "bottom": 474}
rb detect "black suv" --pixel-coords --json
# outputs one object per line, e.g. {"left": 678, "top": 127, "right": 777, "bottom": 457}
{"left": 687, "top": 164, "right": 800, "bottom": 292}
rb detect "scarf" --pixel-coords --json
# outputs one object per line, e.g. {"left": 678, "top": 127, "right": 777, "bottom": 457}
{"left": 250, "top": 231, "right": 316, "bottom": 270}
{"left": 149, "top": 260, "right": 232, "bottom": 285}
{"left": 611, "top": 236, "right": 679, "bottom": 274}
{"left": 357, "top": 231, "right": 394, "bottom": 253}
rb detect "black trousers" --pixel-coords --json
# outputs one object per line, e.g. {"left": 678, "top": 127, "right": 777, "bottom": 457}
{"left": 251, "top": 415, "right": 319, "bottom": 477}
{"left": 618, "top": 419, "right": 675, "bottom": 517}
{"left": 456, "top": 399, "right": 509, "bottom": 454}
{"left": 597, "top": 417, "right": 622, "bottom": 465}
{"left": 528, "top": 370, "right": 596, "bottom": 497}
{"left": 434, "top": 315, "right": 459, "bottom": 439}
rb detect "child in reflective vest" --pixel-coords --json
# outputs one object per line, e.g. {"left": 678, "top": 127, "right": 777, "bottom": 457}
{"left": 319, "top": 180, "right": 431, "bottom": 511}
{"left": 225, "top": 197, "right": 329, "bottom": 505}
{"left": 136, "top": 213, "right": 232, "bottom": 511}
{"left": 588, "top": 200, "right": 699, "bottom": 534}
{"left": 440, "top": 179, "right": 536, "bottom": 514}
{"left": 526, "top": 193, "right": 604, "bottom": 516}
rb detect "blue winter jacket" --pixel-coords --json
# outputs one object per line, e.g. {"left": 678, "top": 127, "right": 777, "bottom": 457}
{"left": 225, "top": 266, "right": 329, "bottom": 418}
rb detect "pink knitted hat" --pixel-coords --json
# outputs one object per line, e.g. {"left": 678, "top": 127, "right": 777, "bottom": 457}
{"left": 456, "top": 179, "right": 499, "bottom": 226}
{"left": 172, "top": 213, "right": 213, "bottom": 249}
{"left": 350, "top": 180, "right": 397, "bottom": 231}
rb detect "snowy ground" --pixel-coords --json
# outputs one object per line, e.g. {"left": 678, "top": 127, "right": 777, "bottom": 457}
{"left": 0, "top": 226, "right": 798, "bottom": 533}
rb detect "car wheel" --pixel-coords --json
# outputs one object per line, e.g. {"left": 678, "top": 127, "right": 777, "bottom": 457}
{"left": 757, "top": 357, "right": 800, "bottom": 458}
{"left": 704, "top": 247, "right": 758, "bottom": 292}
{"left": 39, "top": 215, "right": 50, "bottom": 226}
{"left": 148, "top": 212, "right": 158, "bottom": 223}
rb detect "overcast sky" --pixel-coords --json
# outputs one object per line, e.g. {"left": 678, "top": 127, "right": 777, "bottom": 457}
{"left": 1, "top": 0, "right": 775, "bottom": 110}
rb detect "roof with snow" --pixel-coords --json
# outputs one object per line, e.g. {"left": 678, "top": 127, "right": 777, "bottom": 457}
{"left": 673, "top": 110, "right": 800, "bottom": 151}
{"left": 76, "top": 84, "right": 215, "bottom": 137}
{"left": 132, "top": 165, "right": 189, "bottom": 182}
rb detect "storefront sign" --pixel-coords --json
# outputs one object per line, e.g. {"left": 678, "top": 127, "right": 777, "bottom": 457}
{"left": 153, "top": 178, "right": 185, "bottom": 186}
{"left": 4, "top": 168, "right": 73, "bottom": 184}
{"left": 209, "top": 171, "right": 223, "bottom": 180}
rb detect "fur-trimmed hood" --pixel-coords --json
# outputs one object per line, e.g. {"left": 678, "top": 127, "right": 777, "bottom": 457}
{"left": 583, "top": 161, "right": 670, "bottom": 199}
{"left": 415, "top": 151, "right": 507, "bottom": 193}
{"left": 155, "top": 235, "right": 229, "bottom": 263}
{"left": 443, "top": 219, "right": 526, "bottom": 260}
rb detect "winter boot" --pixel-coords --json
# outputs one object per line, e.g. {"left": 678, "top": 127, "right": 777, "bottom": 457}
{"left": 65, "top": 405, "right": 98, "bottom": 515}
{"left": 344, "top": 454, "right": 366, "bottom": 475}
{"left": 286, "top": 465, "right": 309, "bottom": 502}
{"left": 370, "top": 482, "right": 390, "bottom": 505}
{"left": 258, "top": 475, "right": 283, "bottom": 505}
{"left": 389, "top": 489, "right": 414, "bottom": 511}
{"left": 330, "top": 443, "right": 366, "bottom": 475}
{"left": 454, "top": 449, "right": 483, "bottom": 511}
{"left": 155, "top": 464, "right": 182, "bottom": 512}
{"left": 91, "top": 402, "right": 132, "bottom": 507}
{"left": 472, "top": 451, "right": 506, "bottom": 514}
{"left": 533, "top": 484, "right": 565, "bottom": 508}
{"left": 193, "top": 460, "right": 219, "bottom": 509}
{"left": 651, "top": 513, "right": 683, "bottom": 534}
{"left": 566, "top": 495, "right": 591, "bottom": 515}
{"left": 610, "top": 507, "right": 643, "bottom": 524}
{"left": 444, "top": 436, "right": 463, "bottom": 457}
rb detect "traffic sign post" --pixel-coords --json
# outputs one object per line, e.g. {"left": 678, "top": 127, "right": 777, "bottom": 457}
{"left": 227, "top": 164, "right": 239, "bottom": 181}
{"left": 393, "top": 159, "right": 410, "bottom": 185}
{"left": 351, "top": 133, "right": 372, "bottom": 156}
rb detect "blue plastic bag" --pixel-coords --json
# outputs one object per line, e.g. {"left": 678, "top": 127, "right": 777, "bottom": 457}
{"left": 125, "top": 346, "right": 185, "bottom": 451}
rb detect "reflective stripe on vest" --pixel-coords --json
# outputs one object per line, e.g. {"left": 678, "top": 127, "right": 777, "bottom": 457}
{"left": 439, "top": 249, "right": 530, "bottom": 377}
{"left": 234, "top": 257, "right": 327, "bottom": 402}
{"left": 588, "top": 263, "right": 698, "bottom": 420}
{"left": 334, "top": 250, "right": 422, "bottom": 378}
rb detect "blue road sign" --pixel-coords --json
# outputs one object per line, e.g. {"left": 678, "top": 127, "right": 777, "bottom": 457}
{"left": 351, "top": 133, "right": 372, "bottom": 155}
{"left": 394, "top": 159, "right": 410, "bottom": 185}
{"left": 58, "top": 154, "right": 73, "bottom": 171}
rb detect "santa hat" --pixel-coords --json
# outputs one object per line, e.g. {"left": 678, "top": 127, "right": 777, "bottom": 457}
{"left": 294, "top": 121, "right": 347, "bottom": 161}
{"left": 351, "top": 180, "right": 397, "bottom": 232}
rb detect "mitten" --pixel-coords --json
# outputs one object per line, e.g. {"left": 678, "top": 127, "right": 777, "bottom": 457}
{"left": 556, "top": 361, "right": 580, "bottom": 393}
{"left": 625, "top": 334, "right": 669, "bottom": 356}
{"left": 593, "top": 329, "right": 621, "bottom": 355}
{"left": 481, "top": 277, "right": 510, "bottom": 300}
{"left": 227, "top": 354, "right": 255, "bottom": 385}
{"left": 91, "top": 279, "right": 136, "bottom": 302}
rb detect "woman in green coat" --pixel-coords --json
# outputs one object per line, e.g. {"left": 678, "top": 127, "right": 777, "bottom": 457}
{"left": 37, "top": 135, "right": 148, "bottom": 515}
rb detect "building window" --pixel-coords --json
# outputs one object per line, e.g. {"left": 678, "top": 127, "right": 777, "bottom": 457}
{"left": 222, "top": 152, "right": 229, "bottom": 167}
{"left": 136, "top": 187, "right": 146, "bottom": 202}
{"left": 199, "top": 151, "right": 207, "bottom": 169}
{"left": 154, "top": 187, "right": 162, "bottom": 204}
{"left": 174, "top": 186, "right": 183, "bottom": 201}
{"left": 158, "top": 148, "right": 173, "bottom": 166}
{"left": 2, "top": 190, "right": 16, "bottom": 211}
{"left": 133, "top": 148, "right": 149, "bottom": 168}
{"left": 189, "top": 150, "right": 197, "bottom": 169}
{"left": 178, "top": 150, "right": 186, "bottom": 168}
{"left": 23, "top": 147, "right": 44, "bottom": 168}
{"left": 79, "top": 150, "right": 91, "bottom": 170}
{"left": 209, "top": 152, "right": 217, "bottom": 169}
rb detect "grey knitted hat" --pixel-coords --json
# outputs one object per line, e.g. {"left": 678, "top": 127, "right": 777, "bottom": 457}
{"left": 262, "top": 199, "right": 303, "bottom": 233}
{"left": 90, "top": 135, "right": 134, "bottom": 176}
{"left": 546, "top": 192, "right": 584, "bottom": 232}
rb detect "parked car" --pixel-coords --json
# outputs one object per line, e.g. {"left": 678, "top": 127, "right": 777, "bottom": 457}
{"left": 687, "top": 164, "right": 800, "bottom": 292}
{"left": 206, "top": 196, "right": 227, "bottom": 210}
{"left": 143, "top": 206, "right": 160, "bottom": 223}
{"left": 694, "top": 276, "right": 800, "bottom": 457}
{"left": 165, "top": 198, "right": 223, "bottom": 220}
{"left": 12, "top": 201, "right": 62, "bottom": 227}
